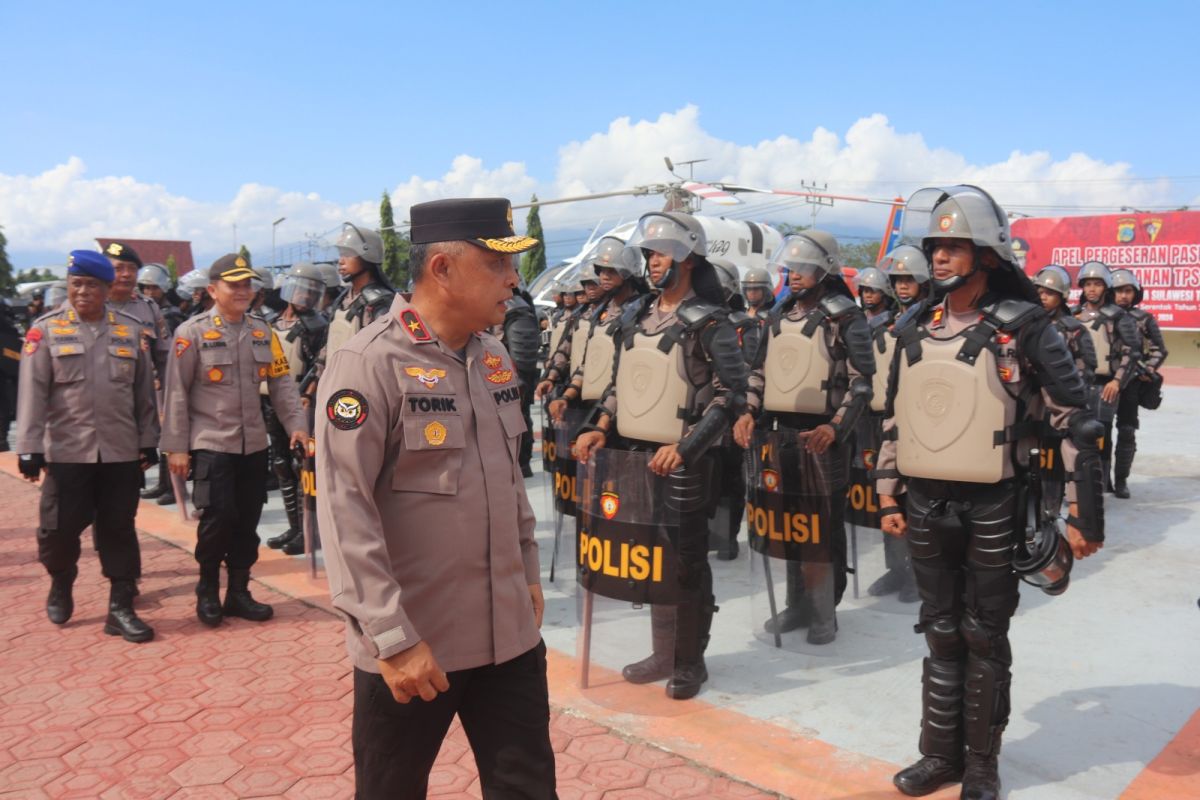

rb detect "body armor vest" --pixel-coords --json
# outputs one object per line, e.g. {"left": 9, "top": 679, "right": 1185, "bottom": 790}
{"left": 580, "top": 320, "right": 617, "bottom": 401}
{"left": 894, "top": 332, "right": 1017, "bottom": 484}
{"left": 325, "top": 304, "right": 359, "bottom": 361}
{"left": 870, "top": 328, "right": 896, "bottom": 413}
{"left": 569, "top": 316, "right": 590, "bottom": 376}
{"left": 1087, "top": 318, "right": 1112, "bottom": 377}
{"left": 762, "top": 314, "right": 833, "bottom": 414}
{"left": 615, "top": 330, "right": 691, "bottom": 444}
{"left": 547, "top": 316, "right": 567, "bottom": 363}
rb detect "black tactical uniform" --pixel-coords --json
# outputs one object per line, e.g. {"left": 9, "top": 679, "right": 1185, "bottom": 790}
{"left": 499, "top": 289, "right": 541, "bottom": 477}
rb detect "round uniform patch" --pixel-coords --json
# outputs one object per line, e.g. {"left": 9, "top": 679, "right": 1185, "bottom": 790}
{"left": 424, "top": 421, "right": 447, "bottom": 446}
{"left": 327, "top": 390, "right": 369, "bottom": 431}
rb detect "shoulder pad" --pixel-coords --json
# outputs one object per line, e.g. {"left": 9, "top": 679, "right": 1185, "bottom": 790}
{"left": 868, "top": 310, "right": 894, "bottom": 330}
{"left": 677, "top": 298, "right": 725, "bottom": 329}
{"left": 1099, "top": 303, "right": 1125, "bottom": 321}
{"left": 982, "top": 299, "right": 1042, "bottom": 331}
{"left": 818, "top": 293, "right": 860, "bottom": 320}
{"left": 728, "top": 310, "right": 750, "bottom": 325}
{"left": 504, "top": 295, "right": 529, "bottom": 312}
{"left": 298, "top": 310, "right": 329, "bottom": 334}
{"left": 1126, "top": 307, "right": 1149, "bottom": 321}
{"left": 1056, "top": 313, "right": 1085, "bottom": 332}
{"left": 360, "top": 283, "right": 395, "bottom": 307}
{"left": 893, "top": 298, "right": 931, "bottom": 334}
{"left": 620, "top": 294, "right": 653, "bottom": 326}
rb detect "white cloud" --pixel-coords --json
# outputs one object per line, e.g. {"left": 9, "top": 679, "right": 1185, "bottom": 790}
{"left": 0, "top": 108, "right": 1180, "bottom": 268}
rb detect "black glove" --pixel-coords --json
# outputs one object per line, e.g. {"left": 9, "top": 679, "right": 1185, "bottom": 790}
{"left": 18, "top": 453, "right": 46, "bottom": 480}
{"left": 139, "top": 448, "right": 159, "bottom": 470}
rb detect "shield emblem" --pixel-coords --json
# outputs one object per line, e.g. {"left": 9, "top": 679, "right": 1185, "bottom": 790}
{"left": 600, "top": 491, "right": 620, "bottom": 519}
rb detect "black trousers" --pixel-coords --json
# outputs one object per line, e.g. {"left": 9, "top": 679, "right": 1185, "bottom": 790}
{"left": 38, "top": 461, "right": 143, "bottom": 580}
{"left": 518, "top": 369, "right": 538, "bottom": 473}
{"left": 1116, "top": 382, "right": 1141, "bottom": 430}
{"left": 352, "top": 641, "right": 556, "bottom": 800}
{"left": 192, "top": 449, "right": 268, "bottom": 569}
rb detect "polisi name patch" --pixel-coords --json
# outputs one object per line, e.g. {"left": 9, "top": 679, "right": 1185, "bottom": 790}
{"left": 492, "top": 387, "right": 521, "bottom": 405}
{"left": 407, "top": 396, "right": 457, "bottom": 413}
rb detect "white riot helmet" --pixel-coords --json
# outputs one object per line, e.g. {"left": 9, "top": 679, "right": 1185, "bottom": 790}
{"left": 1110, "top": 268, "right": 1144, "bottom": 304}
{"left": 588, "top": 236, "right": 642, "bottom": 280}
{"left": 770, "top": 230, "right": 841, "bottom": 291}
{"left": 741, "top": 266, "right": 772, "bottom": 293}
{"left": 630, "top": 211, "right": 706, "bottom": 289}
{"left": 251, "top": 266, "right": 275, "bottom": 292}
{"left": 1032, "top": 265, "right": 1072, "bottom": 299}
{"left": 136, "top": 263, "right": 172, "bottom": 293}
{"left": 1076, "top": 260, "right": 1112, "bottom": 289}
{"left": 902, "top": 185, "right": 1015, "bottom": 293}
{"left": 336, "top": 222, "right": 385, "bottom": 266}
{"left": 710, "top": 259, "right": 741, "bottom": 303}
{"left": 854, "top": 266, "right": 892, "bottom": 296}
{"left": 878, "top": 245, "right": 931, "bottom": 284}
{"left": 317, "top": 263, "right": 340, "bottom": 290}
{"left": 178, "top": 270, "right": 209, "bottom": 299}
{"left": 280, "top": 263, "right": 325, "bottom": 311}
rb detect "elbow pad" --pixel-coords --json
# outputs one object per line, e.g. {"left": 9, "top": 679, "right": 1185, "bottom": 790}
{"left": 676, "top": 408, "right": 730, "bottom": 467}
{"left": 833, "top": 380, "right": 872, "bottom": 437}
{"left": 1067, "top": 413, "right": 1105, "bottom": 542}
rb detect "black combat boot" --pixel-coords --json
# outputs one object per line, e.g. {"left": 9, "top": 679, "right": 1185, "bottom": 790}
{"left": 622, "top": 604, "right": 676, "bottom": 684}
{"left": 1113, "top": 426, "right": 1136, "bottom": 499}
{"left": 267, "top": 482, "right": 304, "bottom": 549}
{"left": 763, "top": 561, "right": 810, "bottom": 634}
{"left": 223, "top": 568, "right": 273, "bottom": 621}
{"left": 867, "top": 568, "right": 905, "bottom": 597}
{"left": 894, "top": 657, "right": 965, "bottom": 796}
{"left": 806, "top": 563, "right": 837, "bottom": 645}
{"left": 157, "top": 489, "right": 176, "bottom": 506}
{"left": 666, "top": 592, "right": 716, "bottom": 700}
{"left": 104, "top": 580, "right": 154, "bottom": 643}
{"left": 46, "top": 566, "right": 77, "bottom": 625}
{"left": 141, "top": 455, "right": 170, "bottom": 500}
{"left": 195, "top": 563, "right": 223, "bottom": 627}
{"left": 960, "top": 654, "right": 1008, "bottom": 800}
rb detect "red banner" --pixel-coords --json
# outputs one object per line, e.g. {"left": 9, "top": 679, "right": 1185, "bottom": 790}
{"left": 1012, "top": 211, "right": 1200, "bottom": 330}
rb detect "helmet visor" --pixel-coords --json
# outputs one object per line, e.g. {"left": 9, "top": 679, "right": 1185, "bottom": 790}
{"left": 280, "top": 275, "right": 325, "bottom": 310}
{"left": 769, "top": 234, "right": 835, "bottom": 277}
{"left": 630, "top": 214, "right": 701, "bottom": 264}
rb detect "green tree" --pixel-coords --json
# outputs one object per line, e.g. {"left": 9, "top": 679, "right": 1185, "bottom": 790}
{"left": 379, "top": 190, "right": 410, "bottom": 287}
{"left": 165, "top": 254, "right": 179, "bottom": 283}
{"left": 0, "top": 226, "right": 14, "bottom": 296}
{"left": 839, "top": 240, "right": 884, "bottom": 271}
{"left": 519, "top": 196, "right": 546, "bottom": 285}
{"left": 238, "top": 244, "right": 252, "bottom": 266}
{"left": 15, "top": 268, "right": 57, "bottom": 283}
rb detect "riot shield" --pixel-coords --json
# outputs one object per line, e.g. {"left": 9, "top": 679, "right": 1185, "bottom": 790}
{"left": 746, "top": 428, "right": 847, "bottom": 652}
{"left": 575, "top": 448, "right": 680, "bottom": 712}
{"left": 1039, "top": 436, "right": 1067, "bottom": 522}
{"left": 545, "top": 407, "right": 588, "bottom": 585}
{"left": 301, "top": 403, "right": 322, "bottom": 579}
{"left": 848, "top": 415, "right": 915, "bottom": 606}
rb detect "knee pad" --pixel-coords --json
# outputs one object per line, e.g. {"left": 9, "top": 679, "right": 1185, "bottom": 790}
{"left": 924, "top": 615, "right": 964, "bottom": 660}
{"left": 959, "top": 611, "right": 1013, "bottom": 665}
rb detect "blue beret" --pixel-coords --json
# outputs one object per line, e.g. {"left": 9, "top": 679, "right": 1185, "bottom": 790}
{"left": 68, "top": 250, "right": 116, "bottom": 283}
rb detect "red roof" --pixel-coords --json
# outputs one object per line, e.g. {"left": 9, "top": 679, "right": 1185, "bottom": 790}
{"left": 95, "top": 238, "right": 196, "bottom": 274}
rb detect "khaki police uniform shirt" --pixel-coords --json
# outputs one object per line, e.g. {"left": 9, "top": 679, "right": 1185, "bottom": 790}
{"left": 108, "top": 293, "right": 171, "bottom": 378}
{"left": 160, "top": 308, "right": 304, "bottom": 455}
{"left": 316, "top": 295, "right": 540, "bottom": 674}
{"left": 16, "top": 306, "right": 159, "bottom": 462}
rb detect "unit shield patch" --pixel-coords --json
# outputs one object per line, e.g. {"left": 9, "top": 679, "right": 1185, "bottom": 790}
{"left": 327, "top": 389, "right": 369, "bottom": 431}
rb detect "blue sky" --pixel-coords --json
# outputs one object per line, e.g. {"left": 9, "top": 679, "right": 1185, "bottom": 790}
{"left": 4, "top": 1, "right": 1200, "bottom": 269}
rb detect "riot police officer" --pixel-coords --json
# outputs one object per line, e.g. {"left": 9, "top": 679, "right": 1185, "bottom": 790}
{"left": 881, "top": 244, "right": 932, "bottom": 312}
{"left": 179, "top": 269, "right": 213, "bottom": 319}
{"left": 876, "top": 186, "right": 1104, "bottom": 800}
{"left": 1033, "top": 265, "right": 1096, "bottom": 382}
{"left": 855, "top": 265, "right": 896, "bottom": 325}
{"left": 734, "top": 231, "right": 875, "bottom": 643}
{"left": 321, "top": 223, "right": 395, "bottom": 364}
{"left": 575, "top": 211, "right": 749, "bottom": 700}
{"left": 740, "top": 266, "right": 775, "bottom": 318}
{"left": 1110, "top": 268, "right": 1167, "bottom": 498}
{"left": 263, "top": 263, "right": 329, "bottom": 554}
{"left": 1073, "top": 261, "right": 1141, "bottom": 492}
{"left": 16, "top": 251, "right": 159, "bottom": 642}
{"left": 138, "top": 262, "right": 187, "bottom": 502}
{"left": 535, "top": 275, "right": 598, "bottom": 402}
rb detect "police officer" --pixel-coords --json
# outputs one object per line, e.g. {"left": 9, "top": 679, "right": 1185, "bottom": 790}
{"left": 1074, "top": 261, "right": 1141, "bottom": 491}
{"left": 1033, "top": 265, "right": 1096, "bottom": 383}
{"left": 856, "top": 265, "right": 896, "bottom": 325}
{"left": 0, "top": 301, "right": 20, "bottom": 451}
{"left": 138, "top": 262, "right": 187, "bottom": 503}
{"left": 179, "top": 269, "right": 213, "bottom": 319}
{"left": 734, "top": 231, "right": 875, "bottom": 642}
{"left": 321, "top": 223, "right": 395, "bottom": 363}
{"left": 263, "top": 263, "right": 329, "bottom": 554}
{"left": 161, "top": 254, "right": 307, "bottom": 626}
{"left": 575, "top": 211, "right": 750, "bottom": 700}
{"left": 16, "top": 251, "right": 159, "bottom": 642}
{"left": 103, "top": 242, "right": 172, "bottom": 381}
{"left": 497, "top": 287, "right": 541, "bottom": 477}
{"left": 317, "top": 262, "right": 341, "bottom": 312}
{"left": 741, "top": 266, "right": 776, "bottom": 318}
{"left": 876, "top": 186, "right": 1105, "bottom": 799}
{"left": 1110, "top": 268, "right": 1167, "bottom": 498}
{"left": 881, "top": 244, "right": 932, "bottom": 312}
{"left": 546, "top": 237, "right": 647, "bottom": 422}
{"left": 317, "top": 198, "right": 555, "bottom": 799}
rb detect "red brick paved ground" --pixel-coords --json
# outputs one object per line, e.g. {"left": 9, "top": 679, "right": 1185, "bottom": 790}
{"left": 0, "top": 473, "right": 778, "bottom": 799}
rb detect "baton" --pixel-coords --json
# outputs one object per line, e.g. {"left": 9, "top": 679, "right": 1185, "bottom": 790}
{"left": 170, "top": 473, "right": 191, "bottom": 522}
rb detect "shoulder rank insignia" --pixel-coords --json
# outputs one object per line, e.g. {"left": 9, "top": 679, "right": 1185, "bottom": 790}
{"left": 404, "top": 366, "right": 447, "bottom": 389}
{"left": 483, "top": 351, "right": 503, "bottom": 369}
{"left": 931, "top": 306, "right": 945, "bottom": 328}
{"left": 399, "top": 309, "right": 432, "bottom": 342}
